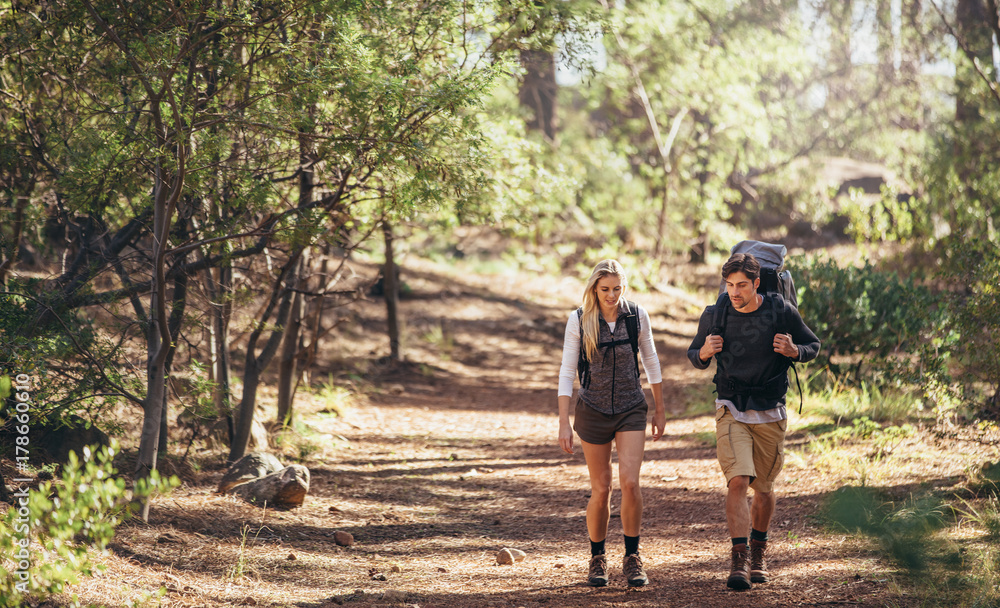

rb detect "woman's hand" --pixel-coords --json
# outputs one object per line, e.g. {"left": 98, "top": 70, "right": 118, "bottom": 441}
{"left": 559, "top": 418, "right": 574, "bottom": 454}
{"left": 651, "top": 408, "right": 666, "bottom": 441}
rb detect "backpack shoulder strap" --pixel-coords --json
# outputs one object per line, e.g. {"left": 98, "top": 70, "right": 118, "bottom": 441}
{"left": 623, "top": 301, "right": 641, "bottom": 378}
{"left": 769, "top": 293, "right": 788, "bottom": 335}
{"left": 576, "top": 307, "right": 590, "bottom": 388}
{"left": 769, "top": 294, "right": 803, "bottom": 413}
{"left": 711, "top": 292, "right": 730, "bottom": 335}
{"left": 623, "top": 300, "right": 640, "bottom": 354}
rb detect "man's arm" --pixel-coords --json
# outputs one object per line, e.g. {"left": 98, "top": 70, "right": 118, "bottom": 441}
{"left": 687, "top": 308, "right": 716, "bottom": 369}
{"left": 786, "top": 305, "right": 821, "bottom": 363}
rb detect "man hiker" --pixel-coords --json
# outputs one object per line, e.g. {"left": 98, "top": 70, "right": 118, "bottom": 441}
{"left": 687, "top": 252, "right": 821, "bottom": 590}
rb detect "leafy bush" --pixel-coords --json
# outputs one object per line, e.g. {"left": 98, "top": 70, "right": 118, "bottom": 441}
{"left": 792, "top": 257, "right": 954, "bottom": 390}
{"left": 0, "top": 442, "right": 178, "bottom": 607}
{"left": 939, "top": 237, "right": 1000, "bottom": 414}
{"left": 0, "top": 288, "right": 137, "bottom": 441}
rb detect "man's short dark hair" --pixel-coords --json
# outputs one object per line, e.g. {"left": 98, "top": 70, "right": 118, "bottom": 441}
{"left": 722, "top": 253, "right": 761, "bottom": 282}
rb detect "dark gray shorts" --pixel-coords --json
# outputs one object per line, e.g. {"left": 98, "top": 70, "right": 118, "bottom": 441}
{"left": 573, "top": 400, "right": 648, "bottom": 445}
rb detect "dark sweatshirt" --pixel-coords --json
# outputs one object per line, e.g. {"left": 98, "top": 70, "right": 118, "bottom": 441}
{"left": 687, "top": 295, "right": 821, "bottom": 412}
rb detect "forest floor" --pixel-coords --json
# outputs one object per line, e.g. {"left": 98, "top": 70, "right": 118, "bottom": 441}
{"left": 8, "top": 254, "right": 998, "bottom": 608}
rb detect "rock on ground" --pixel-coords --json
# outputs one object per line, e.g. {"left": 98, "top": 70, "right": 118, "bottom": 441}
{"left": 217, "top": 452, "right": 285, "bottom": 493}
{"left": 229, "top": 464, "right": 311, "bottom": 508}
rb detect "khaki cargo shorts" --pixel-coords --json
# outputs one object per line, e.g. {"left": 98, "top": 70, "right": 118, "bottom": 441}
{"left": 715, "top": 407, "right": 787, "bottom": 493}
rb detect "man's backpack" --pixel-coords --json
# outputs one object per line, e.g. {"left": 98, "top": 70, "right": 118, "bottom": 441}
{"left": 576, "top": 301, "right": 640, "bottom": 389}
{"left": 711, "top": 240, "right": 803, "bottom": 412}
{"left": 717, "top": 240, "right": 796, "bottom": 307}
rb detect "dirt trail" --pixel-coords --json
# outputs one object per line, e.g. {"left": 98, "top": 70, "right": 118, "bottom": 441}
{"left": 70, "top": 257, "right": 949, "bottom": 607}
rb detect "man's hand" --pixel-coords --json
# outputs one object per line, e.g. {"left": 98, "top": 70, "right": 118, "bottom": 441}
{"left": 559, "top": 419, "right": 574, "bottom": 454}
{"left": 700, "top": 334, "right": 724, "bottom": 362}
{"left": 773, "top": 333, "right": 799, "bottom": 359}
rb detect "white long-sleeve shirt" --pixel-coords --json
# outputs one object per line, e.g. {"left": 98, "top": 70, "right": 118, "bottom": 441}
{"left": 557, "top": 304, "right": 662, "bottom": 397}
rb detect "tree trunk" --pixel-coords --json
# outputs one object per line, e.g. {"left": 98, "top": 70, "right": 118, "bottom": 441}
{"left": 827, "top": 0, "right": 854, "bottom": 105}
{"left": 201, "top": 238, "right": 235, "bottom": 445}
{"left": 276, "top": 126, "right": 316, "bottom": 427}
{"left": 0, "top": 195, "right": 29, "bottom": 287}
{"left": 876, "top": 0, "right": 895, "bottom": 83}
{"left": 955, "top": 0, "right": 994, "bottom": 124}
{"left": 276, "top": 253, "right": 307, "bottom": 427}
{"left": 383, "top": 221, "right": 401, "bottom": 361}
{"left": 135, "top": 153, "right": 181, "bottom": 521}
{"left": 899, "top": 0, "right": 924, "bottom": 130}
{"left": 159, "top": 268, "right": 188, "bottom": 459}
{"left": 518, "top": 49, "right": 558, "bottom": 141}
{"left": 296, "top": 247, "right": 331, "bottom": 395}
{"left": 228, "top": 250, "right": 302, "bottom": 463}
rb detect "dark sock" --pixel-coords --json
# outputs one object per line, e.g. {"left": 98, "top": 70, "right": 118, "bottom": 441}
{"left": 624, "top": 534, "right": 640, "bottom": 556}
{"left": 732, "top": 537, "right": 748, "bottom": 547}
{"left": 591, "top": 539, "right": 606, "bottom": 556}
{"left": 750, "top": 528, "right": 768, "bottom": 543}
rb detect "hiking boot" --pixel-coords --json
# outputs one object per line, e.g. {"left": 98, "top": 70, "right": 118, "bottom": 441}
{"left": 587, "top": 554, "right": 608, "bottom": 587}
{"left": 750, "top": 539, "right": 769, "bottom": 583}
{"left": 727, "top": 544, "right": 751, "bottom": 590}
{"left": 623, "top": 553, "right": 648, "bottom": 587}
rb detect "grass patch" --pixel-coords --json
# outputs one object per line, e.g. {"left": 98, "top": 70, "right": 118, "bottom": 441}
{"left": 314, "top": 375, "right": 355, "bottom": 417}
{"left": 682, "top": 431, "right": 717, "bottom": 447}
{"left": 822, "top": 481, "right": 1000, "bottom": 607}
{"left": 812, "top": 382, "right": 921, "bottom": 425}
{"left": 672, "top": 383, "right": 717, "bottom": 418}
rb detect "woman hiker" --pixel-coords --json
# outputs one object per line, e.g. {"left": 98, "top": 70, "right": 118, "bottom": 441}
{"left": 557, "top": 259, "right": 666, "bottom": 587}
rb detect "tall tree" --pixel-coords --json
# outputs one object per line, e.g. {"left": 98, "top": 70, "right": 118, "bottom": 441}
{"left": 876, "top": 0, "right": 896, "bottom": 82}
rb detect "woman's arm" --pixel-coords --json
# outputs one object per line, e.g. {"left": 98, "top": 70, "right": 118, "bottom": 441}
{"left": 637, "top": 306, "right": 662, "bottom": 384}
{"left": 558, "top": 312, "right": 580, "bottom": 454}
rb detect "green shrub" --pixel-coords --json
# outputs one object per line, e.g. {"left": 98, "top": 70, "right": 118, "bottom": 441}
{"left": 792, "top": 257, "right": 954, "bottom": 390}
{"left": 0, "top": 441, "right": 178, "bottom": 607}
{"left": 940, "top": 237, "right": 1000, "bottom": 414}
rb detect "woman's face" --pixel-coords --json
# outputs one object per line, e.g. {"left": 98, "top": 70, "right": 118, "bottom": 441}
{"left": 594, "top": 274, "right": 622, "bottom": 312}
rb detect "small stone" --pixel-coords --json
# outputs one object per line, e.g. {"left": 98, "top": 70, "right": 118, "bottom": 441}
{"left": 389, "top": 384, "right": 405, "bottom": 395}
{"left": 390, "top": 564, "right": 402, "bottom": 573}
{"left": 334, "top": 531, "right": 354, "bottom": 547}
{"left": 381, "top": 589, "right": 407, "bottom": 601}
{"left": 508, "top": 548, "right": 527, "bottom": 562}
{"left": 437, "top": 567, "right": 448, "bottom": 573}
{"left": 496, "top": 548, "right": 515, "bottom": 565}
{"left": 554, "top": 563, "right": 565, "bottom": 569}
{"left": 286, "top": 553, "right": 297, "bottom": 560}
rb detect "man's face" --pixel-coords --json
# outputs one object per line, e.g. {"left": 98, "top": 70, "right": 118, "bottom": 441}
{"left": 725, "top": 271, "right": 759, "bottom": 311}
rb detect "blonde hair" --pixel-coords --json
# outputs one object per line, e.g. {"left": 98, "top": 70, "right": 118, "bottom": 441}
{"left": 580, "top": 259, "right": 628, "bottom": 362}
